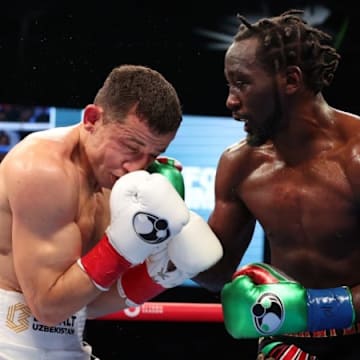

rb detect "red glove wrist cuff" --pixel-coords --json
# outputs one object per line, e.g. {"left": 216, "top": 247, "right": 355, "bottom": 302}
{"left": 121, "top": 262, "right": 165, "bottom": 304}
{"left": 233, "top": 263, "right": 281, "bottom": 284}
{"left": 80, "top": 234, "right": 132, "bottom": 290}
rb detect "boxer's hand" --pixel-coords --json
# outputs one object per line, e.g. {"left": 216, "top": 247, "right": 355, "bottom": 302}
{"left": 221, "top": 262, "right": 355, "bottom": 338}
{"left": 147, "top": 156, "right": 185, "bottom": 199}
{"left": 78, "top": 170, "right": 190, "bottom": 291}
{"left": 118, "top": 211, "right": 223, "bottom": 306}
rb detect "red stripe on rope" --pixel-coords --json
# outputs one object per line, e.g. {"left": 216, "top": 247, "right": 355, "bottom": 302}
{"left": 97, "top": 302, "right": 223, "bottom": 322}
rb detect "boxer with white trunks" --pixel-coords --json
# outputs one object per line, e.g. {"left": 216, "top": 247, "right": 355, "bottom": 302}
{"left": 0, "top": 65, "right": 223, "bottom": 359}
{"left": 0, "top": 289, "right": 90, "bottom": 359}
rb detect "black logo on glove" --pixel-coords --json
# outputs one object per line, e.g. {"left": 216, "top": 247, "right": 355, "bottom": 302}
{"left": 133, "top": 212, "right": 170, "bottom": 244}
{"left": 252, "top": 292, "right": 285, "bottom": 335}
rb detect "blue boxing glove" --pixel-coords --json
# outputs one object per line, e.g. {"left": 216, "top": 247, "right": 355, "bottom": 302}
{"left": 221, "top": 263, "right": 355, "bottom": 338}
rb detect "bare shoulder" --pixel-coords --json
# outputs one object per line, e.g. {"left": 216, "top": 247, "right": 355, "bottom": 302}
{"left": 336, "top": 108, "right": 360, "bottom": 123}
{"left": 2, "top": 126, "right": 80, "bottom": 214}
{"left": 215, "top": 138, "right": 273, "bottom": 203}
{"left": 219, "top": 139, "right": 249, "bottom": 169}
{"left": 218, "top": 138, "right": 273, "bottom": 180}
{"left": 4, "top": 126, "right": 79, "bottom": 170}
{"left": 338, "top": 111, "right": 360, "bottom": 151}
{"left": 335, "top": 111, "right": 360, "bottom": 187}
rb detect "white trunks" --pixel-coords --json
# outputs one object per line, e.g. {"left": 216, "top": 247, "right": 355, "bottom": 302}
{"left": 0, "top": 288, "right": 95, "bottom": 359}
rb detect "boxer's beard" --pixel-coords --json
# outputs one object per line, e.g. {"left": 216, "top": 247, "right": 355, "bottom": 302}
{"left": 246, "top": 85, "right": 283, "bottom": 147}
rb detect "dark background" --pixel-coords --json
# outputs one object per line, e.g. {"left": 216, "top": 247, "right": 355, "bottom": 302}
{"left": 1, "top": 0, "right": 359, "bottom": 118}
{"left": 1, "top": 1, "right": 359, "bottom": 358}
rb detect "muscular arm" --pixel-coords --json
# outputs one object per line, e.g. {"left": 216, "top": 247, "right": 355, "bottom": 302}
{"left": 342, "top": 133, "right": 360, "bottom": 323}
{"left": 193, "top": 146, "right": 256, "bottom": 292}
{"left": 5, "top": 151, "right": 122, "bottom": 325}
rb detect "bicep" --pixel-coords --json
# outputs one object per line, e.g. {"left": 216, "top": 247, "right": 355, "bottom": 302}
{"left": 7, "top": 161, "right": 81, "bottom": 297}
{"left": 209, "top": 154, "right": 256, "bottom": 267}
{"left": 194, "top": 151, "right": 257, "bottom": 291}
{"left": 209, "top": 197, "right": 256, "bottom": 263}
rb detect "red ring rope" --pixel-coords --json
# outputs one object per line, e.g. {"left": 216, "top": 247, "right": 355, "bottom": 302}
{"left": 97, "top": 302, "right": 223, "bottom": 322}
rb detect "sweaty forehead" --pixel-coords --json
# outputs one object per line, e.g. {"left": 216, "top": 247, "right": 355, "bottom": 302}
{"left": 225, "top": 38, "right": 260, "bottom": 69}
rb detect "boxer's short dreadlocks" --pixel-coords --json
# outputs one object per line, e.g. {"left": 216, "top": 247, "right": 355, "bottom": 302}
{"left": 235, "top": 9, "right": 340, "bottom": 94}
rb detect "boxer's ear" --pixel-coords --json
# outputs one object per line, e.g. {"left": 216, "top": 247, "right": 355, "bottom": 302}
{"left": 83, "top": 105, "right": 103, "bottom": 129}
{"left": 283, "top": 65, "right": 302, "bottom": 94}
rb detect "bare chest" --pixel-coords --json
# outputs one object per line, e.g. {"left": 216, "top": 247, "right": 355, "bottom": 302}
{"left": 241, "top": 159, "right": 357, "bottom": 246}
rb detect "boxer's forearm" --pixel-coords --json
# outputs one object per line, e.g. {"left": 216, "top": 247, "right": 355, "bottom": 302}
{"left": 86, "top": 286, "right": 127, "bottom": 319}
{"left": 192, "top": 247, "right": 248, "bottom": 293}
{"left": 193, "top": 259, "right": 235, "bottom": 293}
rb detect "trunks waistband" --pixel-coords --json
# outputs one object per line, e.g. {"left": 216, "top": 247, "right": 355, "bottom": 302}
{"left": 285, "top": 322, "right": 360, "bottom": 338}
{"left": 0, "top": 288, "right": 87, "bottom": 351}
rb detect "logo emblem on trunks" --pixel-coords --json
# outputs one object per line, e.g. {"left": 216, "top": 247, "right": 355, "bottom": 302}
{"left": 6, "top": 302, "right": 31, "bottom": 333}
{"left": 252, "top": 292, "right": 285, "bottom": 335}
{"left": 133, "top": 212, "right": 170, "bottom": 244}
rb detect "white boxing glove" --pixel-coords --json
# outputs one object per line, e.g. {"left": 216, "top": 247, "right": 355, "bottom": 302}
{"left": 78, "top": 170, "right": 190, "bottom": 291}
{"left": 168, "top": 211, "right": 223, "bottom": 272}
{"left": 118, "top": 211, "right": 223, "bottom": 306}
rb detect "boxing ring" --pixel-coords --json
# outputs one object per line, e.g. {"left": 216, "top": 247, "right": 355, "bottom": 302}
{"left": 97, "top": 302, "right": 223, "bottom": 322}
{"left": 88, "top": 301, "right": 254, "bottom": 360}
{"left": 87, "top": 301, "right": 254, "bottom": 360}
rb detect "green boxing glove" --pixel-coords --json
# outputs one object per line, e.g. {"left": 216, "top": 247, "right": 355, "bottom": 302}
{"left": 221, "top": 262, "right": 355, "bottom": 338}
{"left": 147, "top": 156, "right": 185, "bottom": 199}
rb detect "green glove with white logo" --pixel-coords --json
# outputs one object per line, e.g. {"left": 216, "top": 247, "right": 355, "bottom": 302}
{"left": 221, "top": 262, "right": 355, "bottom": 338}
